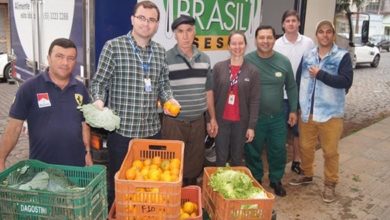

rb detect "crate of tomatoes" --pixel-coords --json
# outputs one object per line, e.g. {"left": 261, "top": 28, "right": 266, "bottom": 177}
{"left": 115, "top": 139, "right": 184, "bottom": 220}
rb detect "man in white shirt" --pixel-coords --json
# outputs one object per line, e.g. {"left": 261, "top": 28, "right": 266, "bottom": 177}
{"left": 274, "top": 9, "right": 315, "bottom": 174}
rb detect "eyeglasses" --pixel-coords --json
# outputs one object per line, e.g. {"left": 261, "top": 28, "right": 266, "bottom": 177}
{"left": 134, "top": 15, "right": 158, "bottom": 24}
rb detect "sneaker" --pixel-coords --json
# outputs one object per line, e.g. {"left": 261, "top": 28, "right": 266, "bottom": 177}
{"left": 270, "top": 182, "right": 287, "bottom": 197}
{"left": 291, "top": 161, "right": 302, "bottom": 174}
{"left": 289, "top": 176, "right": 313, "bottom": 186}
{"left": 322, "top": 183, "right": 336, "bottom": 203}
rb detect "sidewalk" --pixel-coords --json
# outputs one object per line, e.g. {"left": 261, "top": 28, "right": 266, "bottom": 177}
{"left": 272, "top": 117, "right": 390, "bottom": 220}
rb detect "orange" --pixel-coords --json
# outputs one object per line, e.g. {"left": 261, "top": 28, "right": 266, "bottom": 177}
{"left": 140, "top": 167, "right": 150, "bottom": 177}
{"left": 160, "top": 159, "right": 170, "bottom": 171}
{"left": 170, "top": 158, "right": 181, "bottom": 170}
{"left": 182, "top": 201, "right": 195, "bottom": 214}
{"left": 180, "top": 212, "right": 190, "bottom": 219}
{"left": 143, "top": 158, "right": 152, "bottom": 166}
{"left": 169, "top": 103, "right": 180, "bottom": 116}
{"left": 164, "top": 101, "right": 181, "bottom": 117}
{"left": 132, "top": 159, "right": 144, "bottom": 170}
{"left": 160, "top": 172, "right": 172, "bottom": 182}
{"left": 171, "top": 167, "right": 180, "bottom": 178}
{"left": 148, "top": 169, "right": 161, "bottom": 181}
{"left": 125, "top": 167, "right": 137, "bottom": 180}
{"left": 152, "top": 156, "right": 162, "bottom": 166}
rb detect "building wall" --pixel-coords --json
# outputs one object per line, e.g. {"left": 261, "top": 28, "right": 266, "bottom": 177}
{"left": 303, "top": 0, "right": 336, "bottom": 41}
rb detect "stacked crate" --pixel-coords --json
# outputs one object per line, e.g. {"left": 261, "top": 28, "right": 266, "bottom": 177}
{"left": 114, "top": 139, "right": 184, "bottom": 220}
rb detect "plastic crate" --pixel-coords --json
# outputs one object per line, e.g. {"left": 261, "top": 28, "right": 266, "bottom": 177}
{"left": 108, "top": 202, "right": 116, "bottom": 220}
{"left": 115, "top": 139, "right": 184, "bottom": 220}
{"left": 0, "top": 159, "right": 107, "bottom": 220}
{"left": 181, "top": 186, "right": 202, "bottom": 220}
{"left": 202, "top": 167, "right": 275, "bottom": 220}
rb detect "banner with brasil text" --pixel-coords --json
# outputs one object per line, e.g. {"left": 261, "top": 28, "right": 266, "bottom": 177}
{"left": 146, "top": 0, "right": 262, "bottom": 66}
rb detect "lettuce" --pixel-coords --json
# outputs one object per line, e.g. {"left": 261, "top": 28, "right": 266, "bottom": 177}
{"left": 208, "top": 167, "right": 267, "bottom": 199}
{"left": 78, "top": 104, "right": 120, "bottom": 131}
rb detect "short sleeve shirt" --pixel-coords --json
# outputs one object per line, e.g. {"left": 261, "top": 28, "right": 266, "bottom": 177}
{"left": 9, "top": 71, "right": 90, "bottom": 166}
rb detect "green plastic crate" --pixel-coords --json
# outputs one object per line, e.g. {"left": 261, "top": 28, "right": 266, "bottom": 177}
{"left": 0, "top": 159, "right": 107, "bottom": 220}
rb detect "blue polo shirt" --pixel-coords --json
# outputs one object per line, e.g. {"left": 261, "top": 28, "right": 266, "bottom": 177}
{"left": 9, "top": 71, "right": 90, "bottom": 166}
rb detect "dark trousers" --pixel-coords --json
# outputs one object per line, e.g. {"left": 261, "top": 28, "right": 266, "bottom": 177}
{"left": 107, "top": 131, "right": 160, "bottom": 208}
{"left": 161, "top": 115, "right": 205, "bottom": 179}
{"left": 215, "top": 119, "right": 246, "bottom": 166}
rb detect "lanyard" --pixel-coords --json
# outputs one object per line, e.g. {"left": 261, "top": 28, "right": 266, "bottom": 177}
{"left": 128, "top": 33, "right": 153, "bottom": 75}
{"left": 229, "top": 65, "right": 240, "bottom": 90}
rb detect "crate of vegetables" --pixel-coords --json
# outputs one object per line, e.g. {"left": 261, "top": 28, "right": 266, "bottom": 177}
{"left": 202, "top": 166, "right": 275, "bottom": 220}
{"left": 0, "top": 159, "right": 107, "bottom": 220}
{"left": 115, "top": 139, "right": 184, "bottom": 219}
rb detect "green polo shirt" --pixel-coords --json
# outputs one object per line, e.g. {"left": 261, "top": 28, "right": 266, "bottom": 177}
{"left": 245, "top": 51, "right": 298, "bottom": 116}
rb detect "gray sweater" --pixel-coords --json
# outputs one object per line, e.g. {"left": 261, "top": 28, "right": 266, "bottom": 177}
{"left": 212, "top": 59, "right": 261, "bottom": 129}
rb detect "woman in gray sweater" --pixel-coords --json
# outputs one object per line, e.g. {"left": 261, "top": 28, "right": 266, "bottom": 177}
{"left": 212, "top": 31, "right": 261, "bottom": 166}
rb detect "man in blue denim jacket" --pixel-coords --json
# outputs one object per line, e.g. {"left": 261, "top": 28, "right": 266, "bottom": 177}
{"left": 289, "top": 20, "right": 353, "bottom": 203}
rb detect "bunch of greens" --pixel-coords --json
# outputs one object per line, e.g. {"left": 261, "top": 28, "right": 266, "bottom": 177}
{"left": 78, "top": 104, "right": 120, "bottom": 131}
{"left": 2, "top": 166, "right": 84, "bottom": 193}
{"left": 209, "top": 167, "right": 267, "bottom": 199}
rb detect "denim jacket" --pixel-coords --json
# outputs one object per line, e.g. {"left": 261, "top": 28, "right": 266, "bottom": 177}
{"left": 299, "top": 44, "right": 348, "bottom": 123}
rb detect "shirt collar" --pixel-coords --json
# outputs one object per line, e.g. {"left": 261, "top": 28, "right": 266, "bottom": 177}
{"left": 128, "top": 31, "right": 153, "bottom": 50}
{"left": 42, "top": 70, "right": 78, "bottom": 87}
{"left": 282, "top": 33, "right": 303, "bottom": 44}
{"left": 174, "top": 44, "right": 200, "bottom": 60}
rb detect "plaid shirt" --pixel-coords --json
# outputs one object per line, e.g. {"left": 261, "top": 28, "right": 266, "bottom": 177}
{"left": 91, "top": 31, "right": 173, "bottom": 138}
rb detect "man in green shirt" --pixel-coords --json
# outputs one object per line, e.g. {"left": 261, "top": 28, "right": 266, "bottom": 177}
{"left": 245, "top": 25, "right": 298, "bottom": 197}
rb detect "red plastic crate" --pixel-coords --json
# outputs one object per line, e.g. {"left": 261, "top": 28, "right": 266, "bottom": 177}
{"left": 202, "top": 166, "right": 275, "bottom": 220}
{"left": 115, "top": 139, "right": 184, "bottom": 220}
{"left": 181, "top": 186, "right": 202, "bottom": 220}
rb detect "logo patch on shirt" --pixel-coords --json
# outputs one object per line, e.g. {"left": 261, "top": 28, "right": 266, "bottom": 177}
{"left": 37, "top": 93, "right": 51, "bottom": 108}
{"left": 244, "top": 77, "right": 250, "bottom": 82}
{"left": 275, "top": 72, "right": 282, "bottom": 77}
{"left": 74, "top": 93, "right": 83, "bottom": 106}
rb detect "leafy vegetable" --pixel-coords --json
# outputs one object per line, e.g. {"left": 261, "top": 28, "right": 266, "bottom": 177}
{"left": 209, "top": 167, "right": 268, "bottom": 199}
{"left": 78, "top": 104, "right": 120, "bottom": 131}
{"left": 2, "top": 167, "right": 84, "bottom": 193}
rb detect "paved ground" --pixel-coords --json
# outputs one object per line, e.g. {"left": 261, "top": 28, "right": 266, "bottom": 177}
{"left": 0, "top": 52, "right": 389, "bottom": 219}
{"left": 273, "top": 117, "right": 390, "bottom": 220}
{"left": 0, "top": 82, "right": 28, "bottom": 168}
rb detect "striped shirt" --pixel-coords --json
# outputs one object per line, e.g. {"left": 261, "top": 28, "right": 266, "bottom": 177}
{"left": 166, "top": 45, "right": 212, "bottom": 120}
{"left": 90, "top": 31, "right": 173, "bottom": 138}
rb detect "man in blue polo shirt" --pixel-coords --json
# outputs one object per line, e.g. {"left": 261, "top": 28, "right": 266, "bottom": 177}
{"left": 0, "top": 38, "right": 93, "bottom": 171}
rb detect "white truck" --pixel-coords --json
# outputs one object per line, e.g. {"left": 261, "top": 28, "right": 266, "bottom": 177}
{"left": 0, "top": 52, "right": 12, "bottom": 82}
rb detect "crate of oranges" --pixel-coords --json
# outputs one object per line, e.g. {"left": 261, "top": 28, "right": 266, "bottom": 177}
{"left": 115, "top": 139, "right": 184, "bottom": 220}
{"left": 180, "top": 186, "right": 202, "bottom": 220}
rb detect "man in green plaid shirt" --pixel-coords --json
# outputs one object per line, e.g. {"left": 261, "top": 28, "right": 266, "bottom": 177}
{"left": 90, "top": 1, "right": 178, "bottom": 208}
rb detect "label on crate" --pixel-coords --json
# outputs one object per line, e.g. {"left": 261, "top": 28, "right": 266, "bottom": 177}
{"left": 17, "top": 203, "right": 51, "bottom": 216}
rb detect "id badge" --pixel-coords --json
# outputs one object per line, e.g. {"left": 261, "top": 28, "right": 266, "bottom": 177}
{"left": 144, "top": 78, "right": 152, "bottom": 92}
{"left": 228, "top": 94, "right": 235, "bottom": 105}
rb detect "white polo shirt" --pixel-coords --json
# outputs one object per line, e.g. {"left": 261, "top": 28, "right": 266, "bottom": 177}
{"left": 274, "top": 33, "right": 315, "bottom": 99}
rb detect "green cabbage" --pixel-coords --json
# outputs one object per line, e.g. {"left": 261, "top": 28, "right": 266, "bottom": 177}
{"left": 208, "top": 167, "right": 268, "bottom": 199}
{"left": 78, "top": 104, "right": 120, "bottom": 131}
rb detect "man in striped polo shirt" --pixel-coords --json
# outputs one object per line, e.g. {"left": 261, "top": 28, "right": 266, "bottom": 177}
{"left": 162, "top": 15, "right": 217, "bottom": 186}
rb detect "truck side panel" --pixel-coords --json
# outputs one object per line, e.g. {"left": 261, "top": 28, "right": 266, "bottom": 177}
{"left": 9, "top": 0, "right": 83, "bottom": 81}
